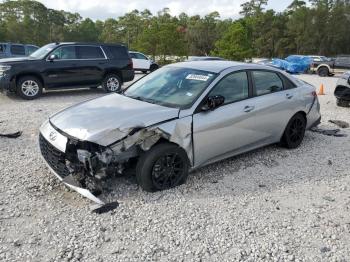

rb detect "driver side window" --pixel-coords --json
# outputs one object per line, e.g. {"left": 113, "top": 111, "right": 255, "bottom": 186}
{"left": 51, "top": 46, "right": 77, "bottom": 60}
{"left": 209, "top": 71, "right": 249, "bottom": 104}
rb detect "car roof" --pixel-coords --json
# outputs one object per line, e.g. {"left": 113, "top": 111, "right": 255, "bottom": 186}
{"left": 168, "top": 61, "right": 279, "bottom": 74}
{"left": 56, "top": 42, "right": 127, "bottom": 47}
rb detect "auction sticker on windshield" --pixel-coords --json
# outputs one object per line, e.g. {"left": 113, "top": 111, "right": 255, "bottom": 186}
{"left": 186, "top": 74, "right": 210, "bottom": 81}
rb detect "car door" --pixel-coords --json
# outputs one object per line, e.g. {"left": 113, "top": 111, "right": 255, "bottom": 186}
{"left": 193, "top": 71, "right": 259, "bottom": 166}
{"left": 247, "top": 70, "right": 299, "bottom": 142}
{"left": 133, "top": 52, "right": 151, "bottom": 70}
{"left": 75, "top": 45, "right": 106, "bottom": 85}
{"left": 334, "top": 56, "right": 350, "bottom": 74}
{"left": 43, "top": 45, "right": 82, "bottom": 88}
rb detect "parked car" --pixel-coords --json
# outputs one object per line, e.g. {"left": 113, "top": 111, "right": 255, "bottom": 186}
{"left": 334, "top": 71, "right": 350, "bottom": 107}
{"left": 310, "top": 55, "right": 350, "bottom": 77}
{"left": 0, "top": 42, "right": 134, "bottom": 99}
{"left": 0, "top": 43, "right": 39, "bottom": 58}
{"left": 129, "top": 51, "right": 159, "bottom": 73}
{"left": 39, "top": 61, "right": 321, "bottom": 204}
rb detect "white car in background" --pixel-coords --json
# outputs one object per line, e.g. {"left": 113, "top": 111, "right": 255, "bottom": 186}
{"left": 129, "top": 51, "right": 159, "bottom": 74}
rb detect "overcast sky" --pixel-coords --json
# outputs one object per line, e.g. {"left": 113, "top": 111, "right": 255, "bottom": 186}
{"left": 31, "top": 0, "right": 293, "bottom": 20}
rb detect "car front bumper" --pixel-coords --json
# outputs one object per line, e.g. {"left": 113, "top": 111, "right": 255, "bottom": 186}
{"left": 39, "top": 120, "right": 106, "bottom": 205}
{"left": 0, "top": 74, "right": 11, "bottom": 93}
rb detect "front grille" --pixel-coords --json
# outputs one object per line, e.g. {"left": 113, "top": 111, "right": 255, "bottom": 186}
{"left": 39, "top": 134, "right": 70, "bottom": 178}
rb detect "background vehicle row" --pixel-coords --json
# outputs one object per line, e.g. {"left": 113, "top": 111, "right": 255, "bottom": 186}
{"left": 0, "top": 42, "right": 134, "bottom": 99}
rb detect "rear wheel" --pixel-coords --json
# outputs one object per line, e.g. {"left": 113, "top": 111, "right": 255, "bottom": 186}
{"left": 318, "top": 67, "right": 329, "bottom": 77}
{"left": 280, "top": 113, "right": 306, "bottom": 149}
{"left": 136, "top": 143, "right": 190, "bottom": 192}
{"left": 16, "top": 76, "right": 43, "bottom": 100}
{"left": 336, "top": 98, "right": 350, "bottom": 107}
{"left": 102, "top": 74, "right": 121, "bottom": 93}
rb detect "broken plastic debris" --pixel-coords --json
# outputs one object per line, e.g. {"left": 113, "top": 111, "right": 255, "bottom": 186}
{"left": 310, "top": 128, "right": 347, "bottom": 137}
{"left": 91, "top": 202, "right": 119, "bottom": 214}
{"left": 0, "top": 131, "right": 22, "bottom": 139}
{"left": 328, "top": 120, "right": 349, "bottom": 129}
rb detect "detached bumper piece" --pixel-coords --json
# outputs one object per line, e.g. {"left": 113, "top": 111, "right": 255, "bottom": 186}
{"left": 335, "top": 85, "right": 350, "bottom": 101}
{"left": 39, "top": 134, "right": 109, "bottom": 207}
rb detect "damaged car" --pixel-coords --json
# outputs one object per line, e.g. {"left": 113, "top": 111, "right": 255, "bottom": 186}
{"left": 39, "top": 61, "right": 321, "bottom": 205}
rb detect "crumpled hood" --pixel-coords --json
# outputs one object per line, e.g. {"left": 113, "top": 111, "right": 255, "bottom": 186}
{"left": 50, "top": 94, "right": 180, "bottom": 146}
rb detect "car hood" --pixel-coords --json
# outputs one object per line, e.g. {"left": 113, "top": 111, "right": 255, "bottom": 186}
{"left": 50, "top": 94, "right": 180, "bottom": 146}
{"left": 0, "top": 57, "right": 38, "bottom": 64}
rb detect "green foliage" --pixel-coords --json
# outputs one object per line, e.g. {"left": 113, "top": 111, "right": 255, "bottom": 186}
{"left": 0, "top": 0, "right": 349, "bottom": 60}
{"left": 212, "top": 21, "right": 253, "bottom": 60}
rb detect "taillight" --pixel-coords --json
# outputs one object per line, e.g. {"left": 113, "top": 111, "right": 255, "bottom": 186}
{"left": 128, "top": 58, "right": 133, "bottom": 69}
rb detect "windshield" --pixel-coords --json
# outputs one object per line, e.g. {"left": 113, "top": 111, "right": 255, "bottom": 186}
{"left": 124, "top": 67, "right": 217, "bottom": 109}
{"left": 29, "top": 43, "right": 57, "bottom": 59}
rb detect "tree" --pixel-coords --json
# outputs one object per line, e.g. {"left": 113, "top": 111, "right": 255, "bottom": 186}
{"left": 212, "top": 21, "right": 253, "bottom": 60}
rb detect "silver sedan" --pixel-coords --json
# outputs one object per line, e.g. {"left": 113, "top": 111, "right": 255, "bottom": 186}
{"left": 39, "top": 61, "right": 321, "bottom": 204}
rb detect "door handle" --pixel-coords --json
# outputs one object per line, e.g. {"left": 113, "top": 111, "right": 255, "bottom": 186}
{"left": 244, "top": 106, "right": 255, "bottom": 113}
{"left": 286, "top": 94, "right": 293, "bottom": 99}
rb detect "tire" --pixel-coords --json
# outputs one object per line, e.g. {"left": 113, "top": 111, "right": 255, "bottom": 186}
{"left": 16, "top": 76, "right": 43, "bottom": 100}
{"left": 280, "top": 113, "right": 307, "bottom": 149}
{"left": 136, "top": 143, "right": 190, "bottom": 192}
{"left": 102, "top": 74, "right": 122, "bottom": 93}
{"left": 150, "top": 64, "right": 159, "bottom": 72}
{"left": 318, "top": 67, "right": 329, "bottom": 77}
{"left": 336, "top": 98, "right": 350, "bottom": 107}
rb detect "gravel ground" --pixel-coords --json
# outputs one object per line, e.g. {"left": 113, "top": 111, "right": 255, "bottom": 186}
{"left": 0, "top": 74, "right": 349, "bottom": 262}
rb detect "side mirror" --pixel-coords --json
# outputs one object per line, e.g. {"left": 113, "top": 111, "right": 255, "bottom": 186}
{"left": 201, "top": 95, "right": 225, "bottom": 111}
{"left": 48, "top": 54, "right": 58, "bottom": 61}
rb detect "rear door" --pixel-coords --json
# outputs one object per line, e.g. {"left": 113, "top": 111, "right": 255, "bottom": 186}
{"left": 247, "top": 70, "right": 299, "bottom": 140}
{"left": 75, "top": 45, "right": 106, "bottom": 85}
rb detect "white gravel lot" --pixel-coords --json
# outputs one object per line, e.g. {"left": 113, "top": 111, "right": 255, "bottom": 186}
{"left": 0, "top": 73, "right": 349, "bottom": 262}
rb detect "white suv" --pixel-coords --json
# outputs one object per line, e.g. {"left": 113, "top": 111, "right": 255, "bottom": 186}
{"left": 129, "top": 51, "right": 159, "bottom": 73}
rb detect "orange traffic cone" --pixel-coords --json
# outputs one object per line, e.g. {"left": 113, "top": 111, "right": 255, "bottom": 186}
{"left": 318, "top": 84, "right": 325, "bottom": 95}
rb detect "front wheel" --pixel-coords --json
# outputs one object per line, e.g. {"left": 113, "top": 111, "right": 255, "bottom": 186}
{"left": 280, "top": 113, "right": 306, "bottom": 149}
{"left": 136, "top": 143, "right": 190, "bottom": 192}
{"left": 16, "top": 76, "right": 43, "bottom": 100}
{"left": 102, "top": 74, "right": 122, "bottom": 93}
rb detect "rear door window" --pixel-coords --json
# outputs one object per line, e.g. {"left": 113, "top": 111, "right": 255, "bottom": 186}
{"left": 11, "top": 44, "right": 25, "bottom": 56}
{"left": 51, "top": 46, "right": 77, "bottom": 60}
{"left": 252, "top": 71, "right": 284, "bottom": 96}
{"left": 104, "top": 45, "right": 129, "bottom": 59}
{"left": 77, "top": 46, "right": 105, "bottom": 59}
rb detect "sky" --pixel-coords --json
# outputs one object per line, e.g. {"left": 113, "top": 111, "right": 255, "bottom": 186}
{"left": 31, "top": 0, "right": 294, "bottom": 20}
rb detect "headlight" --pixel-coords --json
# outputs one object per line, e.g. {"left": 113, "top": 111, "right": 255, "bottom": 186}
{"left": 0, "top": 65, "right": 11, "bottom": 75}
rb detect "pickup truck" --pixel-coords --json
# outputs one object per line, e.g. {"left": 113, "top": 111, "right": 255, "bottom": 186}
{"left": 310, "top": 55, "right": 350, "bottom": 77}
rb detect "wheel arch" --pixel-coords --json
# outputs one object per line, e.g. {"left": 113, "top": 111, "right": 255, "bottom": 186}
{"left": 103, "top": 69, "right": 123, "bottom": 82}
{"left": 14, "top": 72, "right": 45, "bottom": 87}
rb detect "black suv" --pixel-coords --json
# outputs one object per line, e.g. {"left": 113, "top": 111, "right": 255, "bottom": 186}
{"left": 0, "top": 42, "right": 134, "bottom": 99}
{"left": 311, "top": 55, "right": 350, "bottom": 77}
